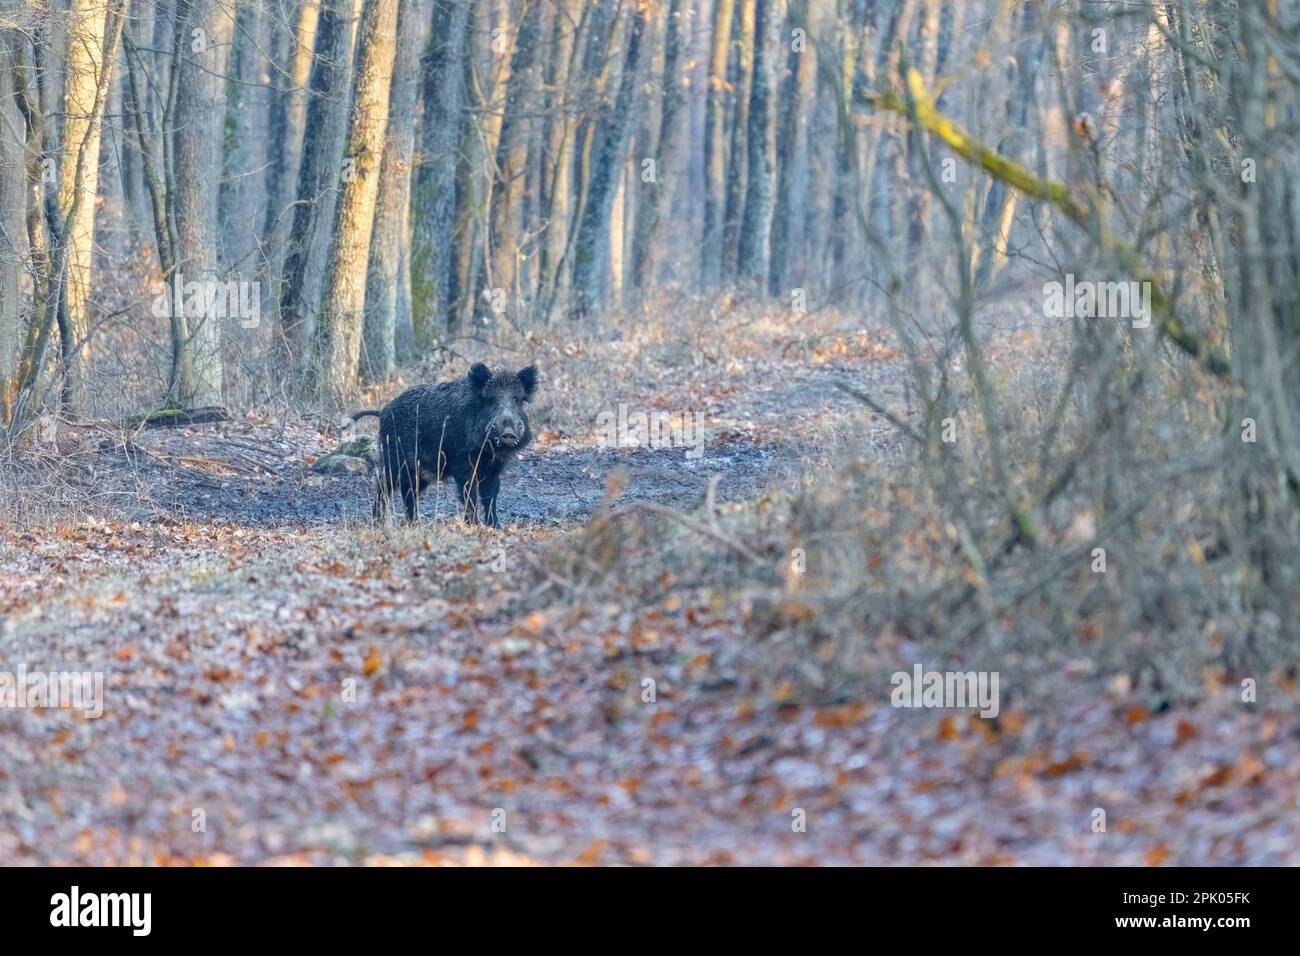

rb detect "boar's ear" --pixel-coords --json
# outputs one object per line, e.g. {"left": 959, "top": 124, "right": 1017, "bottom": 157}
{"left": 468, "top": 363, "right": 491, "bottom": 389}
{"left": 517, "top": 365, "right": 538, "bottom": 400}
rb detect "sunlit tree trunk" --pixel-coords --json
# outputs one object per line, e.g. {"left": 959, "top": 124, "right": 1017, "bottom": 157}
{"left": 0, "top": 30, "right": 23, "bottom": 423}
{"left": 536, "top": 0, "right": 581, "bottom": 319}
{"left": 278, "top": 0, "right": 359, "bottom": 370}
{"left": 312, "top": 0, "right": 399, "bottom": 403}
{"left": 58, "top": 0, "right": 119, "bottom": 409}
{"left": 363, "top": 0, "right": 425, "bottom": 380}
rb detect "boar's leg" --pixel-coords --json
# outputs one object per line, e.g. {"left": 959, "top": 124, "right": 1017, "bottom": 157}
{"left": 479, "top": 473, "right": 501, "bottom": 528}
{"left": 398, "top": 466, "right": 420, "bottom": 523}
{"left": 456, "top": 476, "right": 480, "bottom": 525}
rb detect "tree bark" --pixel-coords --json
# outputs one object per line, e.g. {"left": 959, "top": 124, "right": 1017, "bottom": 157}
{"left": 58, "top": 0, "right": 119, "bottom": 409}
{"left": 220, "top": 0, "right": 270, "bottom": 274}
{"left": 362, "top": 0, "right": 425, "bottom": 380}
{"left": 570, "top": 6, "right": 647, "bottom": 320}
{"left": 261, "top": 1, "right": 320, "bottom": 282}
{"left": 736, "top": 0, "right": 782, "bottom": 288}
{"left": 536, "top": 0, "right": 581, "bottom": 320}
{"left": 629, "top": 0, "right": 686, "bottom": 300}
{"left": 769, "top": 0, "right": 815, "bottom": 296}
{"left": 410, "top": 0, "right": 474, "bottom": 343}
{"left": 484, "top": 0, "right": 542, "bottom": 308}
{"left": 312, "top": 0, "right": 399, "bottom": 403}
{"left": 172, "top": 0, "right": 229, "bottom": 407}
{"left": 278, "top": 0, "right": 359, "bottom": 370}
{"left": 0, "top": 30, "right": 22, "bottom": 423}
{"left": 700, "top": 0, "right": 735, "bottom": 287}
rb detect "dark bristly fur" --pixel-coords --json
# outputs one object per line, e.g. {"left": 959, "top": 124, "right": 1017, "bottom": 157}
{"left": 354, "top": 363, "right": 537, "bottom": 527}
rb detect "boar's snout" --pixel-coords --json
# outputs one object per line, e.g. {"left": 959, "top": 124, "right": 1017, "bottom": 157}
{"left": 490, "top": 410, "right": 526, "bottom": 447}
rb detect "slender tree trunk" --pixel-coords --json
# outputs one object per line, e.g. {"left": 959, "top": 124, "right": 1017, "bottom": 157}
{"left": 769, "top": 0, "right": 814, "bottom": 296}
{"left": 261, "top": 1, "right": 320, "bottom": 283}
{"left": 536, "top": 0, "right": 581, "bottom": 320}
{"left": 736, "top": 0, "right": 782, "bottom": 288}
{"left": 721, "top": 0, "right": 754, "bottom": 279}
{"left": 410, "top": 0, "right": 474, "bottom": 343}
{"left": 172, "top": 0, "right": 229, "bottom": 407}
{"left": 312, "top": 0, "right": 399, "bottom": 403}
{"left": 58, "top": 0, "right": 119, "bottom": 409}
{"left": 448, "top": 4, "right": 481, "bottom": 330}
{"left": 570, "top": 5, "right": 647, "bottom": 321}
{"left": 700, "top": 0, "right": 735, "bottom": 286}
{"left": 115, "top": 30, "right": 146, "bottom": 248}
{"left": 629, "top": 0, "right": 685, "bottom": 300}
{"left": 278, "top": 0, "right": 359, "bottom": 370}
{"left": 362, "top": 0, "right": 424, "bottom": 380}
{"left": 484, "top": 0, "right": 541, "bottom": 309}
{"left": 0, "top": 31, "right": 26, "bottom": 423}
{"left": 220, "top": 0, "right": 269, "bottom": 274}
{"left": 10, "top": 5, "right": 126, "bottom": 427}
{"left": 5, "top": 36, "right": 58, "bottom": 429}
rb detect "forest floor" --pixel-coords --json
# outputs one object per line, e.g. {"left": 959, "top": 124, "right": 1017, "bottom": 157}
{"left": 2, "top": 317, "right": 1298, "bottom": 865}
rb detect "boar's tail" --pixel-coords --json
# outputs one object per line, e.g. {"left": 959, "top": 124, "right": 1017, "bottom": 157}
{"left": 349, "top": 409, "right": 382, "bottom": 422}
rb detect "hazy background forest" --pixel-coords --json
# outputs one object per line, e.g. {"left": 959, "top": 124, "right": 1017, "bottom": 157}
{"left": 0, "top": 0, "right": 1298, "bottom": 865}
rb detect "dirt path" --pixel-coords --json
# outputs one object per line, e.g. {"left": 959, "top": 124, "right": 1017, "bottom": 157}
{"left": 77, "top": 372, "right": 859, "bottom": 529}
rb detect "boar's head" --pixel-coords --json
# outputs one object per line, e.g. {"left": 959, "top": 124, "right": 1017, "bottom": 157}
{"left": 467, "top": 362, "right": 537, "bottom": 450}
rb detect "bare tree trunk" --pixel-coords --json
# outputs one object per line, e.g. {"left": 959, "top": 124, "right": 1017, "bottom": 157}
{"left": 312, "top": 0, "right": 399, "bottom": 403}
{"left": 769, "top": 0, "right": 814, "bottom": 296}
{"left": 570, "top": 5, "right": 647, "bottom": 320}
{"left": 700, "top": 0, "right": 734, "bottom": 287}
{"left": 736, "top": 0, "right": 782, "bottom": 289}
{"left": 0, "top": 30, "right": 25, "bottom": 423}
{"left": 362, "top": 0, "right": 425, "bottom": 381}
{"left": 123, "top": 25, "right": 184, "bottom": 403}
{"left": 484, "top": 0, "right": 542, "bottom": 310}
{"left": 278, "top": 0, "right": 358, "bottom": 371}
{"left": 410, "top": 0, "right": 474, "bottom": 343}
{"left": 261, "top": 1, "right": 320, "bottom": 283}
{"left": 721, "top": 0, "right": 754, "bottom": 279}
{"left": 115, "top": 15, "right": 147, "bottom": 248}
{"left": 5, "top": 34, "right": 58, "bottom": 430}
{"left": 629, "top": 0, "right": 685, "bottom": 300}
{"left": 220, "top": 0, "right": 269, "bottom": 274}
{"left": 10, "top": 4, "right": 126, "bottom": 428}
{"left": 58, "top": 0, "right": 120, "bottom": 409}
{"left": 171, "top": 0, "right": 229, "bottom": 407}
{"left": 536, "top": 0, "right": 581, "bottom": 320}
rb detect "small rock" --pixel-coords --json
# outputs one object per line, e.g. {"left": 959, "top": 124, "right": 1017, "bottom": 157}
{"left": 311, "top": 435, "right": 376, "bottom": 475}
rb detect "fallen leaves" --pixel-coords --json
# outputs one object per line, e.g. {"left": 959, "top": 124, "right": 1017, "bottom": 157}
{"left": 4, "top": 404, "right": 1300, "bottom": 867}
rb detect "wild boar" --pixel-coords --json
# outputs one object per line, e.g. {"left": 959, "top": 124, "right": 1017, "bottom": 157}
{"left": 351, "top": 363, "right": 536, "bottom": 527}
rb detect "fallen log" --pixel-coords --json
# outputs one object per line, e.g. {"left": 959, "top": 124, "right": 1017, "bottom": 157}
{"left": 125, "top": 406, "right": 231, "bottom": 429}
